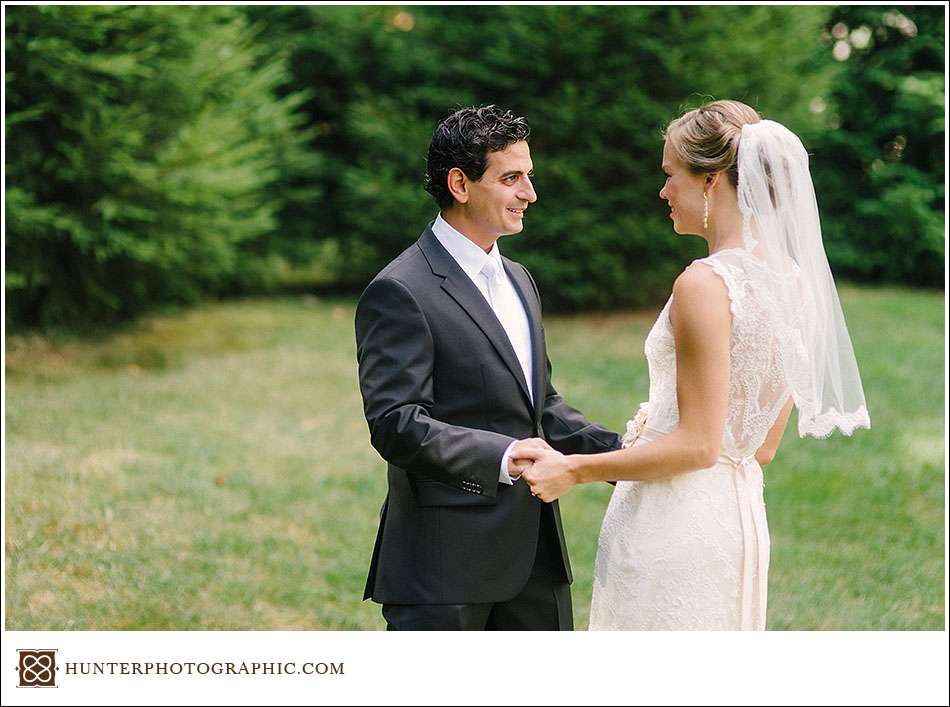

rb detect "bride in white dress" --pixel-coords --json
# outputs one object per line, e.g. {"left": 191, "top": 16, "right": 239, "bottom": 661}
{"left": 519, "top": 100, "right": 870, "bottom": 630}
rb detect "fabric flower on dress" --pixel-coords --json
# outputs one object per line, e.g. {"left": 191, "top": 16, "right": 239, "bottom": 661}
{"left": 621, "top": 402, "right": 650, "bottom": 449}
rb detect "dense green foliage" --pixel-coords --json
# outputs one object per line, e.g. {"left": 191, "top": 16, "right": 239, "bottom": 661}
{"left": 810, "top": 6, "right": 944, "bottom": 287}
{"left": 246, "top": 5, "right": 835, "bottom": 309}
{"left": 4, "top": 5, "right": 944, "bottom": 325}
{"left": 5, "top": 5, "right": 317, "bottom": 326}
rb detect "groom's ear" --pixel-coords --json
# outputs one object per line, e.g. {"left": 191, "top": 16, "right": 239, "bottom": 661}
{"left": 447, "top": 167, "right": 470, "bottom": 204}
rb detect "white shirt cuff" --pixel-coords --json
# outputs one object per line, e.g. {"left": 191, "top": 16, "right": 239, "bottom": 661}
{"left": 499, "top": 440, "right": 519, "bottom": 484}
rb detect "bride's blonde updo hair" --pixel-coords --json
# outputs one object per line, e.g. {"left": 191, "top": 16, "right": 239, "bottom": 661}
{"left": 665, "top": 100, "right": 762, "bottom": 187}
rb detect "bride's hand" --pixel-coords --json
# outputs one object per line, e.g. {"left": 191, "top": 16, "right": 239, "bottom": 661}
{"left": 521, "top": 449, "right": 578, "bottom": 503}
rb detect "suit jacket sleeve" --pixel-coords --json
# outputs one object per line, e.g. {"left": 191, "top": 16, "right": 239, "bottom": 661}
{"left": 539, "top": 354, "right": 622, "bottom": 454}
{"left": 355, "top": 276, "right": 515, "bottom": 497}
{"left": 519, "top": 265, "right": 623, "bottom": 455}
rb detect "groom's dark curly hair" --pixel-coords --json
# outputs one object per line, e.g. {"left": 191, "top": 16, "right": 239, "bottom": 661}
{"left": 425, "top": 104, "right": 531, "bottom": 210}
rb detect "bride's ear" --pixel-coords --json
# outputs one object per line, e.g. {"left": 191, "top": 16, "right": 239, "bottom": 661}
{"left": 705, "top": 172, "right": 724, "bottom": 192}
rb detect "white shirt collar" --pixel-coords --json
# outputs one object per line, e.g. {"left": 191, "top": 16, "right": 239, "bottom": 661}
{"left": 431, "top": 213, "right": 503, "bottom": 280}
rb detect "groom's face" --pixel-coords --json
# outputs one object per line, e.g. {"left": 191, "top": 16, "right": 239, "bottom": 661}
{"left": 462, "top": 140, "right": 537, "bottom": 241}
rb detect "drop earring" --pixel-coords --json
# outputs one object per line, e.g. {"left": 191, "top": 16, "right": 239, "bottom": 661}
{"left": 703, "top": 191, "right": 709, "bottom": 230}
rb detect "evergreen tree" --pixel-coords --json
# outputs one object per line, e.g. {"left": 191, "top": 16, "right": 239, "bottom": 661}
{"left": 810, "top": 5, "right": 944, "bottom": 287}
{"left": 5, "top": 5, "right": 317, "bottom": 326}
{"left": 247, "top": 5, "right": 835, "bottom": 309}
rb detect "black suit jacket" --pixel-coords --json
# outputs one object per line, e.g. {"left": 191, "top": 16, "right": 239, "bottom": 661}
{"left": 355, "top": 224, "right": 621, "bottom": 605}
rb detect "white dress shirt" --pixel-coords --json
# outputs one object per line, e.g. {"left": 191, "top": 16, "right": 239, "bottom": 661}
{"left": 431, "top": 213, "right": 534, "bottom": 485}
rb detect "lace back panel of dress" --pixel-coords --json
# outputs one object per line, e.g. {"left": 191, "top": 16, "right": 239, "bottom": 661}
{"left": 644, "top": 249, "right": 803, "bottom": 458}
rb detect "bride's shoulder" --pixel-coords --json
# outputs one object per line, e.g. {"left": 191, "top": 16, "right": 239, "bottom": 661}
{"left": 672, "top": 260, "right": 730, "bottom": 305}
{"left": 669, "top": 263, "right": 732, "bottom": 333}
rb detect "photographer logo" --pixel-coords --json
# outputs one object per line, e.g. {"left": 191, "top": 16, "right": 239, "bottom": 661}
{"left": 17, "top": 649, "right": 58, "bottom": 688}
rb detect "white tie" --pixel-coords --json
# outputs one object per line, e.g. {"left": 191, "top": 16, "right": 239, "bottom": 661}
{"left": 481, "top": 258, "right": 533, "bottom": 403}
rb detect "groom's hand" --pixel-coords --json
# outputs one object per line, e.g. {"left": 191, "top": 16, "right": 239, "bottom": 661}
{"left": 511, "top": 458, "right": 533, "bottom": 480}
{"left": 508, "top": 437, "right": 553, "bottom": 479}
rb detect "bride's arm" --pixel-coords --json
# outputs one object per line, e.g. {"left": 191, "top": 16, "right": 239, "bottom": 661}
{"left": 522, "top": 264, "right": 731, "bottom": 493}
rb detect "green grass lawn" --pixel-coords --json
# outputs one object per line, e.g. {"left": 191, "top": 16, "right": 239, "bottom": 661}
{"left": 4, "top": 286, "right": 944, "bottom": 629}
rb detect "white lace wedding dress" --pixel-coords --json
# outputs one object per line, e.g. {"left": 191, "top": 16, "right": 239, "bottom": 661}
{"left": 588, "top": 247, "right": 806, "bottom": 631}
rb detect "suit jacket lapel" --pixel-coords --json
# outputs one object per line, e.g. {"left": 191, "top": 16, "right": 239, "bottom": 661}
{"left": 418, "top": 228, "right": 533, "bottom": 409}
{"left": 503, "top": 258, "right": 546, "bottom": 422}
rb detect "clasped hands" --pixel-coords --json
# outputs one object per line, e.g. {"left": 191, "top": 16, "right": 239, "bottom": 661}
{"left": 507, "top": 437, "right": 577, "bottom": 503}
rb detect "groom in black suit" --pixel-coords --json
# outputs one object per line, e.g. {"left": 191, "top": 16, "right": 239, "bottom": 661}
{"left": 355, "top": 105, "right": 621, "bottom": 630}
